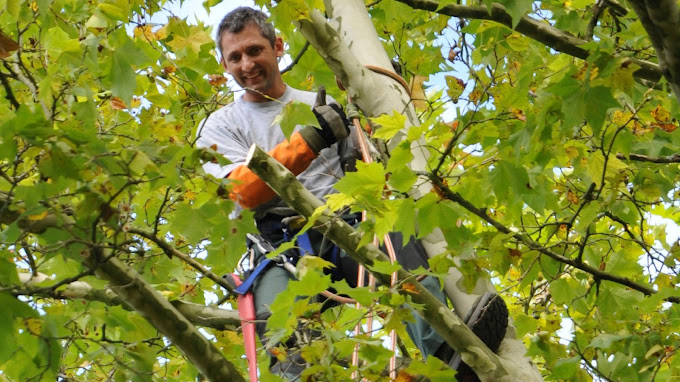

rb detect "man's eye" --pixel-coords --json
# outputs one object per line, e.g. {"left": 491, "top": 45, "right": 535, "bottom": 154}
{"left": 248, "top": 47, "right": 263, "bottom": 56}
{"left": 228, "top": 55, "right": 240, "bottom": 63}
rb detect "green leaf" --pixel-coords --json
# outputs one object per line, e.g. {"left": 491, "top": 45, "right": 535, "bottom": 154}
{"left": 367, "top": 259, "right": 402, "bottom": 276}
{"left": 501, "top": 0, "right": 534, "bottom": 28}
{"left": 370, "top": 111, "right": 406, "bottom": 140}
{"left": 333, "top": 161, "right": 386, "bottom": 203}
{"left": 584, "top": 86, "right": 620, "bottom": 134}
{"left": 272, "top": 100, "right": 318, "bottom": 140}
{"left": 44, "top": 27, "right": 80, "bottom": 60}
{"left": 445, "top": 75, "right": 466, "bottom": 104}
{"left": 550, "top": 276, "right": 586, "bottom": 305}
{"left": 110, "top": 50, "right": 136, "bottom": 105}
{"left": 489, "top": 160, "right": 531, "bottom": 199}
{"left": 589, "top": 333, "right": 630, "bottom": 349}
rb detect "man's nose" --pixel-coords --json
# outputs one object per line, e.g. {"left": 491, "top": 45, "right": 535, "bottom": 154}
{"left": 241, "top": 55, "right": 255, "bottom": 72}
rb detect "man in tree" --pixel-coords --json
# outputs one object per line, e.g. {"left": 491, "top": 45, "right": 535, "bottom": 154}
{"left": 196, "top": 6, "right": 505, "bottom": 380}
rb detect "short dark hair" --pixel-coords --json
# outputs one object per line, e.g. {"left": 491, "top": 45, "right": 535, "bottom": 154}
{"left": 216, "top": 7, "right": 276, "bottom": 56}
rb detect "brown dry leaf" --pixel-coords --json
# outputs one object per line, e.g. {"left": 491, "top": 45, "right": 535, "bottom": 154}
{"left": 447, "top": 48, "right": 457, "bottom": 62}
{"left": 567, "top": 189, "right": 579, "bottom": 205}
{"left": 110, "top": 97, "right": 127, "bottom": 110}
{"left": 400, "top": 283, "right": 420, "bottom": 294}
{"left": 509, "top": 248, "right": 522, "bottom": 258}
{"left": 163, "top": 66, "right": 176, "bottom": 75}
{"left": 394, "top": 370, "right": 416, "bottom": 382}
{"left": 469, "top": 89, "right": 482, "bottom": 105}
{"left": 654, "top": 122, "right": 677, "bottom": 133}
{"left": 0, "top": 29, "right": 20, "bottom": 59}
{"left": 511, "top": 108, "right": 527, "bottom": 122}
{"left": 208, "top": 74, "right": 227, "bottom": 87}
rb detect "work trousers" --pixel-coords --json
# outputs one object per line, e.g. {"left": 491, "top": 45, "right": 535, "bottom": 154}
{"left": 250, "top": 214, "right": 448, "bottom": 361}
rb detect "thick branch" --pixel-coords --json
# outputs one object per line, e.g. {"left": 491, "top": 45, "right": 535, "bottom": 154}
{"left": 616, "top": 152, "right": 680, "bottom": 163}
{"left": 393, "top": 0, "right": 662, "bottom": 84}
{"left": 244, "top": 144, "right": 512, "bottom": 381}
{"left": 427, "top": 174, "right": 679, "bottom": 304}
{"left": 628, "top": 0, "right": 680, "bottom": 102}
{"left": 85, "top": 250, "right": 245, "bottom": 382}
{"left": 12, "top": 283, "right": 242, "bottom": 331}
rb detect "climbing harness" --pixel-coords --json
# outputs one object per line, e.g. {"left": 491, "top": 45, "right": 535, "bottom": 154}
{"left": 230, "top": 64, "right": 413, "bottom": 381}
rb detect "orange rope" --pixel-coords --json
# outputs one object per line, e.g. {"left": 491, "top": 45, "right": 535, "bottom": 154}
{"left": 364, "top": 64, "right": 411, "bottom": 96}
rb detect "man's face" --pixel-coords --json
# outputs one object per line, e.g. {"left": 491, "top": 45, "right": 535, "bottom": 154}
{"left": 220, "top": 23, "right": 285, "bottom": 102}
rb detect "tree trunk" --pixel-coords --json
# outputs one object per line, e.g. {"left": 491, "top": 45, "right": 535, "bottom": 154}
{"left": 296, "top": 0, "right": 543, "bottom": 379}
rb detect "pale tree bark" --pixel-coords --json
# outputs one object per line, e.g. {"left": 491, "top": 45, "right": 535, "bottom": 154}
{"left": 294, "top": 1, "right": 542, "bottom": 379}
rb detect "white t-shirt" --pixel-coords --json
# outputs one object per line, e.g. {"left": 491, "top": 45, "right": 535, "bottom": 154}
{"left": 196, "top": 86, "right": 345, "bottom": 219}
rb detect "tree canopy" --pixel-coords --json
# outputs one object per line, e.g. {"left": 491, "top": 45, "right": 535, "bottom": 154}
{"left": 1, "top": 0, "right": 679, "bottom": 381}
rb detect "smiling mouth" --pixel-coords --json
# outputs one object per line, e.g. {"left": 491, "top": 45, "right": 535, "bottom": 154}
{"left": 243, "top": 72, "right": 262, "bottom": 82}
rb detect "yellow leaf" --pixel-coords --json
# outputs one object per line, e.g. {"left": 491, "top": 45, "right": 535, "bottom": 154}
{"left": 395, "top": 370, "right": 416, "bottom": 382}
{"left": 650, "top": 105, "right": 671, "bottom": 122}
{"left": 409, "top": 75, "right": 428, "bottom": 110}
{"left": 27, "top": 211, "right": 49, "bottom": 220}
{"left": 24, "top": 318, "right": 42, "bottom": 335}
{"left": 510, "top": 108, "right": 526, "bottom": 121}
{"left": 611, "top": 110, "right": 632, "bottom": 126}
{"left": 133, "top": 24, "right": 155, "bottom": 41}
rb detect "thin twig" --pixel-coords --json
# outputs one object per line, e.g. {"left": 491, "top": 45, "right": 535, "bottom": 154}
{"left": 280, "top": 41, "right": 310, "bottom": 75}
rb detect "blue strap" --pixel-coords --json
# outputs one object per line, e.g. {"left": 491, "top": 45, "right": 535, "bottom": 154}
{"left": 330, "top": 245, "right": 342, "bottom": 280}
{"left": 234, "top": 258, "right": 274, "bottom": 295}
{"left": 297, "top": 232, "right": 314, "bottom": 256}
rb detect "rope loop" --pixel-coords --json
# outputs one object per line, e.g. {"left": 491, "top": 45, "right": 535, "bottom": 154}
{"left": 364, "top": 64, "right": 411, "bottom": 96}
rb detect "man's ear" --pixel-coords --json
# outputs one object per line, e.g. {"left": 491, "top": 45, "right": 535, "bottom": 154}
{"left": 220, "top": 56, "right": 229, "bottom": 72}
{"left": 274, "top": 37, "right": 284, "bottom": 58}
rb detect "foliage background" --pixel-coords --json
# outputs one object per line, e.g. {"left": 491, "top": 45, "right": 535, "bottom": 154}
{"left": 1, "top": 0, "right": 679, "bottom": 380}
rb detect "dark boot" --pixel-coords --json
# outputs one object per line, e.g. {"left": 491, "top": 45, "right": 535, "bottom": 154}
{"left": 434, "top": 292, "right": 509, "bottom": 381}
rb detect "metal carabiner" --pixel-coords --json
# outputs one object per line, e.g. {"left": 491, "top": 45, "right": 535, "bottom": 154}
{"left": 273, "top": 253, "right": 297, "bottom": 275}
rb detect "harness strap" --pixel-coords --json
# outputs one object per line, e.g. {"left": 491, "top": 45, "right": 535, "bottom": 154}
{"left": 233, "top": 258, "right": 274, "bottom": 295}
{"left": 296, "top": 231, "right": 314, "bottom": 255}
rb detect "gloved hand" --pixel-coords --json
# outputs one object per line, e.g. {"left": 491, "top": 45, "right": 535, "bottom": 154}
{"left": 299, "top": 86, "right": 350, "bottom": 154}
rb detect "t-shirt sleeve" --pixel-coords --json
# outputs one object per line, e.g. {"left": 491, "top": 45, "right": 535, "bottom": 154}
{"left": 195, "top": 113, "right": 248, "bottom": 179}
